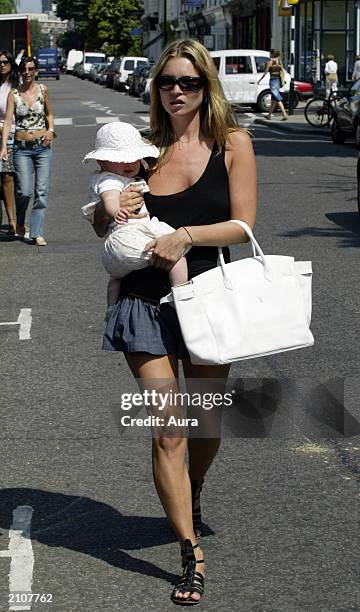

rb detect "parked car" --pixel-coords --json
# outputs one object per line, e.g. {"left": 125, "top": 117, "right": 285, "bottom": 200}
{"left": 210, "top": 49, "right": 292, "bottom": 112}
{"left": 127, "top": 65, "right": 149, "bottom": 95}
{"left": 104, "top": 58, "right": 122, "bottom": 88}
{"left": 89, "top": 63, "right": 101, "bottom": 81}
{"left": 82, "top": 51, "right": 106, "bottom": 79}
{"left": 115, "top": 56, "right": 149, "bottom": 91}
{"left": 66, "top": 49, "right": 83, "bottom": 74}
{"left": 142, "top": 75, "right": 151, "bottom": 105}
{"left": 72, "top": 61, "right": 84, "bottom": 79}
{"left": 136, "top": 66, "right": 151, "bottom": 97}
{"left": 93, "top": 62, "right": 108, "bottom": 83}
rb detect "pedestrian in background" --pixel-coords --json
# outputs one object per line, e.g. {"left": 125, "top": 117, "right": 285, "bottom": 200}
{"left": 0, "top": 56, "right": 55, "bottom": 246}
{"left": 0, "top": 49, "right": 18, "bottom": 235}
{"left": 325, "top": 54, "right": 338, "bottom": 97}
{"left": 352, "top": 54, "right": 360, "bottom": 81}
{"left": 100, "top": 39, "right": 256, "bottom": 605}
{"left": 258, "top": 50, "right": 288, "bottom": 121}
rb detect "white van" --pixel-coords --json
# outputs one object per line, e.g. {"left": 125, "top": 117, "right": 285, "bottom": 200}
{"left": 83, "top": 52, "right": 106, "bottom": 78}
{"left": 117, "top": 56, "right": 149, "bottom": 90}
{"left": 210, "top": 50, "right": 290, "bottom": 112}
{"left": 66, "top": 49, "right": 83, "bottom": 73}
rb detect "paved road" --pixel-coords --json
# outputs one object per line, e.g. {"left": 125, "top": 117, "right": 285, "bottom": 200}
{"left": 0, "top": 75, "right": 359, "bottom": 612}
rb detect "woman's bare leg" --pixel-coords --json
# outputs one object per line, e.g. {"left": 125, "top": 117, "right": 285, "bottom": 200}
{"left": 182, "top": 360, "right": 231, "bottom": 481}
{"left": 1, "top": 173, "right": 16, "bottom": 232}
{"left": 124, "top": 352, "right": 204, "bottom": 602}
{"left": 277, "top": 100, "right": 288, "bottom": 119}
{"left": 267, "top": 99, "right": 277, "bottom": 118}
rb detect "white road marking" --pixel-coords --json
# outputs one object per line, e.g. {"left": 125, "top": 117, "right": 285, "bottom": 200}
{"left": 96, "top": 116, "right": 119, "bottom": 124}
{"left": 0, "top": 505, "right": 34, "bottom": 611}
{"left": 139, "top": 115, "right": 150, "bottom": 123}
{"left": 54, "top": 117, "right": 73, "bottom": 125}
{"left": 0, "top": 309, "right": 32, "bottom": 340}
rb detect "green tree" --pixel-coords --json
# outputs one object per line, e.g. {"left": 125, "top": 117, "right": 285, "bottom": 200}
{"left": 0, "top": 0, "right": 16, "bottom": 13}
{"left": 57, "top": 30, "right": 85, "bottom": 54}
{"left": 56, "top": 0, "right": 91, "bottom": 33}
{"left": 88, "top": 0, "right": 143, "bottom": 56}
{"left": 29, "top": 19, "right": 48, "bottom": 54}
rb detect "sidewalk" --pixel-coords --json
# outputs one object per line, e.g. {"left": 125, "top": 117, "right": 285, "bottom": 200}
{"left": 236, "top": 103, "right": 332, "bottom": 136}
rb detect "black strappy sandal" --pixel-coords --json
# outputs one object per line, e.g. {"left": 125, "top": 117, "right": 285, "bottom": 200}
{"left": 191, "top": 479, "right": 204, "bottom": 538}
{"left": 171, "top": 539, "right": 205, "bottom": 606}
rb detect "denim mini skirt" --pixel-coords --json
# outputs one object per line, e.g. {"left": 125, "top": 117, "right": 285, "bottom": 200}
{"left": 102, "top": 295, "right": 188, "bottom": 358}
{"left": 270, "top": 77, "right": 283, "bottom": 102}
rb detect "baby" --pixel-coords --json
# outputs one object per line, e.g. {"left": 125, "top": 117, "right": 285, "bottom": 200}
{"left": 81, "top": 122, "right": 190, "bottom": 305}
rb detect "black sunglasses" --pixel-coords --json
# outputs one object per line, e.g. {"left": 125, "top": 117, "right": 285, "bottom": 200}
{"left": 156, "top": 75, "right": 205, "bottom": 92}
{"left": 0, "top": 60, "right": 10, "bottom": 66}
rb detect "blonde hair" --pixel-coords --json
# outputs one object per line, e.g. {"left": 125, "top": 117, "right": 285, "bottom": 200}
{"left": 149, "top": 39, "right": 238, "bottom": 165}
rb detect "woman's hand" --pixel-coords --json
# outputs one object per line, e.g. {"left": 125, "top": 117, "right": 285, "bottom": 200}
{"left": 41, "top": 130, "right": 54, "bottom": 147}
{"left": 120, "top": 186, "right": 147, "bottom": 219}
{"left": 0, "top": 146, "right": 8, "bottom": 161}
{"left": 144, "top": 228, "right": 191, "bottom": 271}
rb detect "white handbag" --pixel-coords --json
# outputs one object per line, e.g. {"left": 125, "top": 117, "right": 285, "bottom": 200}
{"left": 161, "top": 220, "right": 314, "bottom": 365}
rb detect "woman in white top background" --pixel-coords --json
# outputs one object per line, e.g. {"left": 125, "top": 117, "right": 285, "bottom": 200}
{"left": 324, "top": 54, "right": 338, "bottom": 98}
{"left": 0, "top": 49, "right": 18, "bottom": 235}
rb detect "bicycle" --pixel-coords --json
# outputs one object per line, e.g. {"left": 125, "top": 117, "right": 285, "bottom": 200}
{"left": 304, "top": 90, "right": 347, "bottom": 127}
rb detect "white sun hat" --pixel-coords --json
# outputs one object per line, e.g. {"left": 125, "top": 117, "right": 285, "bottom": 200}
{"left": 83, "top": 121, "right": 159, "bottom": 163}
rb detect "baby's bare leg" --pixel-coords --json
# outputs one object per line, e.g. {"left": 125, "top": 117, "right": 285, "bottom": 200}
{"left": 168, "top": 256, "right": 188, "bottom": 287}
{"left": 107, "top": 276, "right": 121, "bottom": 306}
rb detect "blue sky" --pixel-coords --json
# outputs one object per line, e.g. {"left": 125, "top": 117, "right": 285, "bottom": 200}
{"left": 17, "top": 0, "right": 42, "bottom": 12}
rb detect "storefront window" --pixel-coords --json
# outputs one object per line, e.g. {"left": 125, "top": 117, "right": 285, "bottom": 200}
{"left": 322, "top": 1, "right": 345, "bottom": 29}
{"left": 297, "top": 0, "right": 356, "bottom": 83}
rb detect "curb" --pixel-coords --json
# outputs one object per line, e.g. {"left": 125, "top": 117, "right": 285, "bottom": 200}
{"left": 254, "top": 116, "right": 330, "bottom": 136}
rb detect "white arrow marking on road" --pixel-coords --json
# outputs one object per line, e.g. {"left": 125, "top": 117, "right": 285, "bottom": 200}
{"left": 0, "top": 309, "right": 32, "bottom": 340}
{"left": 139, "top": 116, "right": 150, "bottom": 123}
{"left": 0, "top": 506, "right": 34, "bottom": 611}
{"left": 81, "top": 101, "right": 95, "bottom": 106}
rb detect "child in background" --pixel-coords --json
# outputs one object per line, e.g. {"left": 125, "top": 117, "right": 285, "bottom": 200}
{"left": 81, "top": 122, "right": 190, "bottom": 306}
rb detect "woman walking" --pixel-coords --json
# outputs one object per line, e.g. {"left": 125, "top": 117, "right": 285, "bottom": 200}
{"left": 0, "top": 55, "right": 55, "bottom": 245}
{"left": 258, "top": 50, "right": 288, "bottom": 120}
{"left": 101, "top": 39, "right": 257, "bottom": 605}
{"left": 0, "top": 49, "right": 18, "bottom": 235}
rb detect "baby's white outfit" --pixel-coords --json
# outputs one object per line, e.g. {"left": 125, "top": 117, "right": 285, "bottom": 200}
{"left": 81, "top": 171, "right": 181, "bottom": 278}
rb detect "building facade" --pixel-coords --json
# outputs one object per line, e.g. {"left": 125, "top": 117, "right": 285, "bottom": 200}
{"left": 142, "top": 0, "right": 360, "bottom": 82}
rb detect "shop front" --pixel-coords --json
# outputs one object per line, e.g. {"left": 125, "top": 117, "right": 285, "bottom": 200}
{"left": 231, "top": 0, "right": 271, "bottom": 51}
{"left": 297, "top": 0, "right": 358, "bottom": 83}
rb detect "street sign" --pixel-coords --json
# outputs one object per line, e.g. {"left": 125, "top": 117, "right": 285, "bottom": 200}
{"left": 131, "top": 27, "right": 142, "bottom": 36}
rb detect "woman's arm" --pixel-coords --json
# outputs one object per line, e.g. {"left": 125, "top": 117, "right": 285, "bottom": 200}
{"left": 0, "top": 92, "right": 15, "bottom": 158}
{"left": 42, "top": 86, "right": 55, "bottom": 147}
{"left": 146, "top": 130, "right": 257, "bottom": 271}
{"left": 258, "top": 60, "right": 271, "bottom": 84}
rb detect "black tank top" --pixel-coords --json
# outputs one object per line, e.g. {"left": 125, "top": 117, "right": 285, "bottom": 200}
{"left": 120, "top": 141, "right": 231, "bottom": 302}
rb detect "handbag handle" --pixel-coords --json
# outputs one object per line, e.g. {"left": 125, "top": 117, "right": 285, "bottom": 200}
{"left": 218, "top": 220, "right": 272, "bottom": 288}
